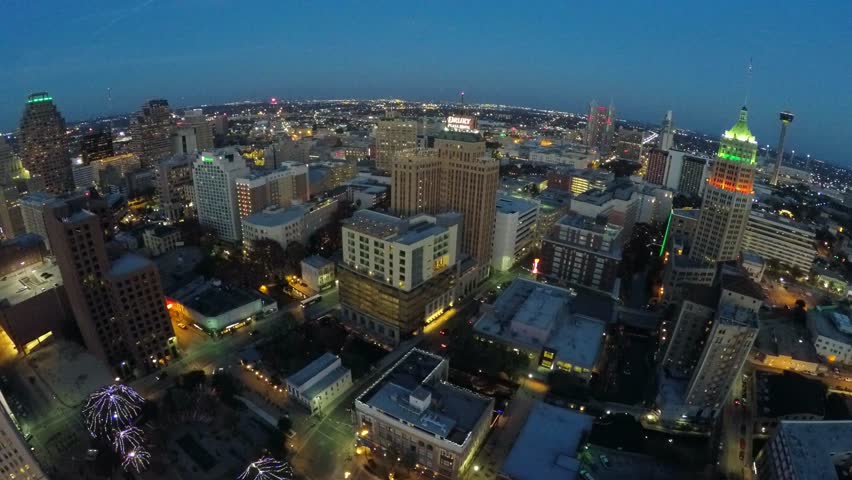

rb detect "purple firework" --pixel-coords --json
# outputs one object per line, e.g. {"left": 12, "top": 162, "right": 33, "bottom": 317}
{"left": 82, "top": 384, "right": 145, "bottom": 437}
{"left": 111, "top": 426, "right": 144, "bottom": 455}
{"left": 121, "top": 447, "right": 151, "bottom": 473}
{"left": 238, "top": 456, "right": 294, "bottom": 480}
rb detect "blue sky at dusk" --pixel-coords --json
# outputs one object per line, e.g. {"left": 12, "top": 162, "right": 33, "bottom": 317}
{"left": 2, "top": 0, "right": 851, "bottom": 165}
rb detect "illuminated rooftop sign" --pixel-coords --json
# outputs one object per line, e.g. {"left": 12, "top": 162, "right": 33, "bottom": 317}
{"left": 446, "top": 115, "right": 477, "bottom": 132}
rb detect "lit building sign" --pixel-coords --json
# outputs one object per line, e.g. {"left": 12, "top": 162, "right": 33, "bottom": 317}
{"left": 532, "top": 258, "right": 540, "bottom": 274}
{"left": 446, "top": 116, "right": 477, "bottom": 132}
{"left": 539, "top": 348, "right": 556, "bottom": 369}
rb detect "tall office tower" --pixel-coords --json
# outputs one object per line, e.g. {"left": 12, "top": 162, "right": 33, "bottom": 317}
{"left": 644, "top": 148, "right": 670, "bottom": 186}
{"left": 374, "top": 113, "right": 417, "bottom": 172}
{"left": 769, "top": 111, "right": 794, "bottom": 186}
{"left": 0, "top": 137, "right": 24, "bottom": 185}
{"left": 173, "top": 109, "right": 214, "bottom": 154}
{"left": 0, "top": 186, "right": 25, "bottom": 240}
{"left": 130, "top": 99, "right": 174, "bottom": 167}
{"left": 339, "top": 210, "right": 460, "bottom": 347}
{"left": 661, "top": 286, "right": 719, "bottom": 378}
{"left": 615, "top": 128, "right": 644, "bottom": 161}
{"left": 156, "top": 154, "right": 195, "bottom": 222}
{"left": 390, "top": 149, "right": 441, "bottom": 216}
{"left": 46, "top": 203, "right": 176, "bottom": 374}
{"left": 192, "top": 149, "right": 249, "bottom": 243}
{"left": 18, "top": 92, "right": 72, "bottom": 193}
{"left": 585, "top": 101, "right": 615, "bottom": 153}
{"left": 80, "top": 128, "right": 114, "bottom": 164}
{"left": 659, "top": 110, "right": 674, "bottom": 151}
{"left": 0, "top": 395, "right": 46, "bottom": 479}
{"left": 685, "top": 275, "right": 761, "bottom": 412}
{"left": 435, "top": 131, "right": 499, "bottom": 265}
{"left": 235, "top": 164, "right": 310, "bottom": 219}
{"left": 689, "top": 107, "right": 758, "bottom": 263}
{"left": 212, "top": 114, "right": 229, "bottom": 136}
{"left": 678, "top": 155, "right": 709, "bottom": 198}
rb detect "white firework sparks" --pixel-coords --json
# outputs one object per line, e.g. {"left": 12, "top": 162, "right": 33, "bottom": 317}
{"left": 121, "top": 447, "right": 151, "bottom": 473}
{"left": 82, "top": 384, "right": 145, "bottom": 437}
{"left": 238, "top": 456, "right": 294, "bottom": 480}
{"left": 111, "top": 426, "right": 144, "bottom": 455}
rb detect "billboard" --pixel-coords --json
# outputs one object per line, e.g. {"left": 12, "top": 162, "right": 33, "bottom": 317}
{"left": 446, "top": 115, "right": 477, "bottom": 132}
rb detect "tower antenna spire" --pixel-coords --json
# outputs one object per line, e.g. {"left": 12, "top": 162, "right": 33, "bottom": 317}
{"left": 744, "top": 57, "right": 753, "bottom": 107}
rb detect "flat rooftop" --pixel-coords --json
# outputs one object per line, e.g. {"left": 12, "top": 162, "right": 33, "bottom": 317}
{"left": 288, "top": 352, "right": 339, "bottom": 389}
{"left": 809, "top": 305, "right": 852, "bottom": 345}
{"left": 243, "top": 205, "right": 305, "bottom": 227}
{"left": 500, "top": 402, "right": 593, "bottom": 480}
{"left": 754, "top": 315, "right": 819, "bottom": 362}
{"left": 0, "top": 261, "right": 62, "bottom": 307}
{"left": 754, "top": 371, "right": 825, "bottom": 418}
{"left": 343, "top": 210, "right": 404, "bottom": 238}
{"left": 304, "top": 366, "right": 349, "bottom": 400}
{"left": 475, "top": 279, "right": 606, "bottom": 369}
{"left": 717, "top": 302, "right": 759, "bottom": 329}
{"left": 358, "top": 349, "right": 491, "bottom": 446}
{"left": 302, "top": 255, "right": 334, "bottom": 269}
{"left": 172, "top": 279, "right": 260, "bottom": 317}
{"left": 496, "top": 195, "right": 538, "bottom": 215}
{"left": 109, "top": 254, "right": 153, "bottom": 277}
{"left": 771, "top": 421, "right": 852, "bottom": 479}
{"left": 672, "top": 208, "right": 700, "bottom": 220}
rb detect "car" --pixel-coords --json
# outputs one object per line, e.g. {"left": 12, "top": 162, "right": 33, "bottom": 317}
{"left": 440, "top": 329, "right": 448, "bottom": 336}
{"left": 579, "top": 468, "right": 595, "bottom": 480}
{"left": 599, "top": 454, "right": 610, "bottom": 467}
{"left": 177, "top": 322, "right": 187, "bottom": 329}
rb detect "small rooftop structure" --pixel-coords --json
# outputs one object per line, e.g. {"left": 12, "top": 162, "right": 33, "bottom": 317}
{"left": 500, "top": 402, "right": 593, "bottom": 480}
{"left": 301, "top": 255, "right": 333, "bottom": 270}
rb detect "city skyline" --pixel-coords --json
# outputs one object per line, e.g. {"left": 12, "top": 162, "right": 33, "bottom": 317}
{"left": 2, "top": 0, "right": 851, "bottom": 166}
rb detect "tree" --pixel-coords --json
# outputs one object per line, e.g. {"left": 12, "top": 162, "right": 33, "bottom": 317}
{"left": 284, "top": 241, "right": 308, "bottom": 270}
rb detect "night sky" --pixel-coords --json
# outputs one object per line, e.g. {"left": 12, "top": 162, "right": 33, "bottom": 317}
{"left": 2, "top": 0, "right": 851, "bottom": 165}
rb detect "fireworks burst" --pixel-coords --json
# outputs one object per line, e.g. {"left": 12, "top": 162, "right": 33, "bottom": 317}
{"left": 238, "top": 456, "right": 294, "bottom": 480}
{"left": 82, "top": 384, "right": 145, "bottom": 437}
{"left": 111, "top": 426, "right": 144, "bottom": 455}
{"left": 121, "top": 447, "right": 151, "bottom": 473}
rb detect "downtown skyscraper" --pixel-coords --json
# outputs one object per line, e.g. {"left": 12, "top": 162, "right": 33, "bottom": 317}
{"left": 585, "top": 101, "right": 615, "bottom": 154}
{"left": 131, "top": 99, "right": 174, "bottom": 167}
{"left": 18, "top": 92, "right": 72, "bottom": 193}
{"left": 689, "top": 107, "right": 758, "bottom": 263}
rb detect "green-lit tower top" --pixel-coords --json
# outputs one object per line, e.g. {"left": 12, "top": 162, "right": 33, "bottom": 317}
{"left": 27, "top": 92, "right": 54, "bottom": 104}
{"left": 717, "top": 106, "right": 758, "bottom": 164}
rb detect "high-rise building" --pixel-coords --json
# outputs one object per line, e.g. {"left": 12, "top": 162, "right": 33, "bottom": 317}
{"left": 173, "top": 109, "right": 214, "bottom": 154}
{"left": 0, "top": 395, "right": 46, "bottom": 479}
{"left": 742, "top": 211, "right": 816, "bottom": 272}
{"left": 659, "top": 110, "right": 674, "bottom": 151}
{"left": 661, "top": 286, "right": 719, "bottom": 378}
{"left": 156, "top": 154, "right": 195, "bottom": 222}
{"left": 615, "top": 128, "right": 644, "bottom": 161}
{"left": 0, "top": 137, "right": 24, "bottom": 186}
{"left": 491, "top": 195, "right": 538, "bottom": 272}
{"left": 374, "top": 113, "right": 417, "bottom": 171}
{"left": 390, "top": 149, "right": 441, "bottom": 216}
{"left": 585, "top": 101, "right": 615, "bottom": 153}
{"left": 644, "top": 148, "right": 669, "bottom": 185}
{"left": 20, "top": 192, "right": 60, "bottom": 249}
{"left": 0, "top": 186, "right": 25, "bottom": 241}
{"left": 130, "top": 99, "right": 174, "bottom": 167}
{"left": 80, "top": 128, "right": 114, "bottom": 164}
{"left": 685, "top": 275, "right": 761, "bottom": 411}
{"left": 235, "top": 164, "right": 310, "bottom": 219}
{"left": 18, "top": 92, "right": 72, "bottom": 193}
{"left": 540, "top": 213, "right": 623, "bottom": 296}
{"left": 192, "top": 149, "right": 249, "bottom": 243}
{"left": 755, "top": 420, "right": 852, "bottom": 480}
{"left": 436, "top": 131, "right": 498, "bottom": 265}
{"left": 339, "top": 210, "right": 460, "bottom": 347}
{"left": 546, "top": 167, "right": 614, "bottom": 196}
{"left": 46, "top": 203, "right": 176, "bottom": 374}
{"left": 678, "top": 155, "right": 709, "bottom": 198}
{"left": 689, "top": 107, "right": 758, "bottom": 263}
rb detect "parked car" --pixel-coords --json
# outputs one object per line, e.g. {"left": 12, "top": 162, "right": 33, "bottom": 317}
{"left": 599, "top": 454, "right": 610, "bottom": 468}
